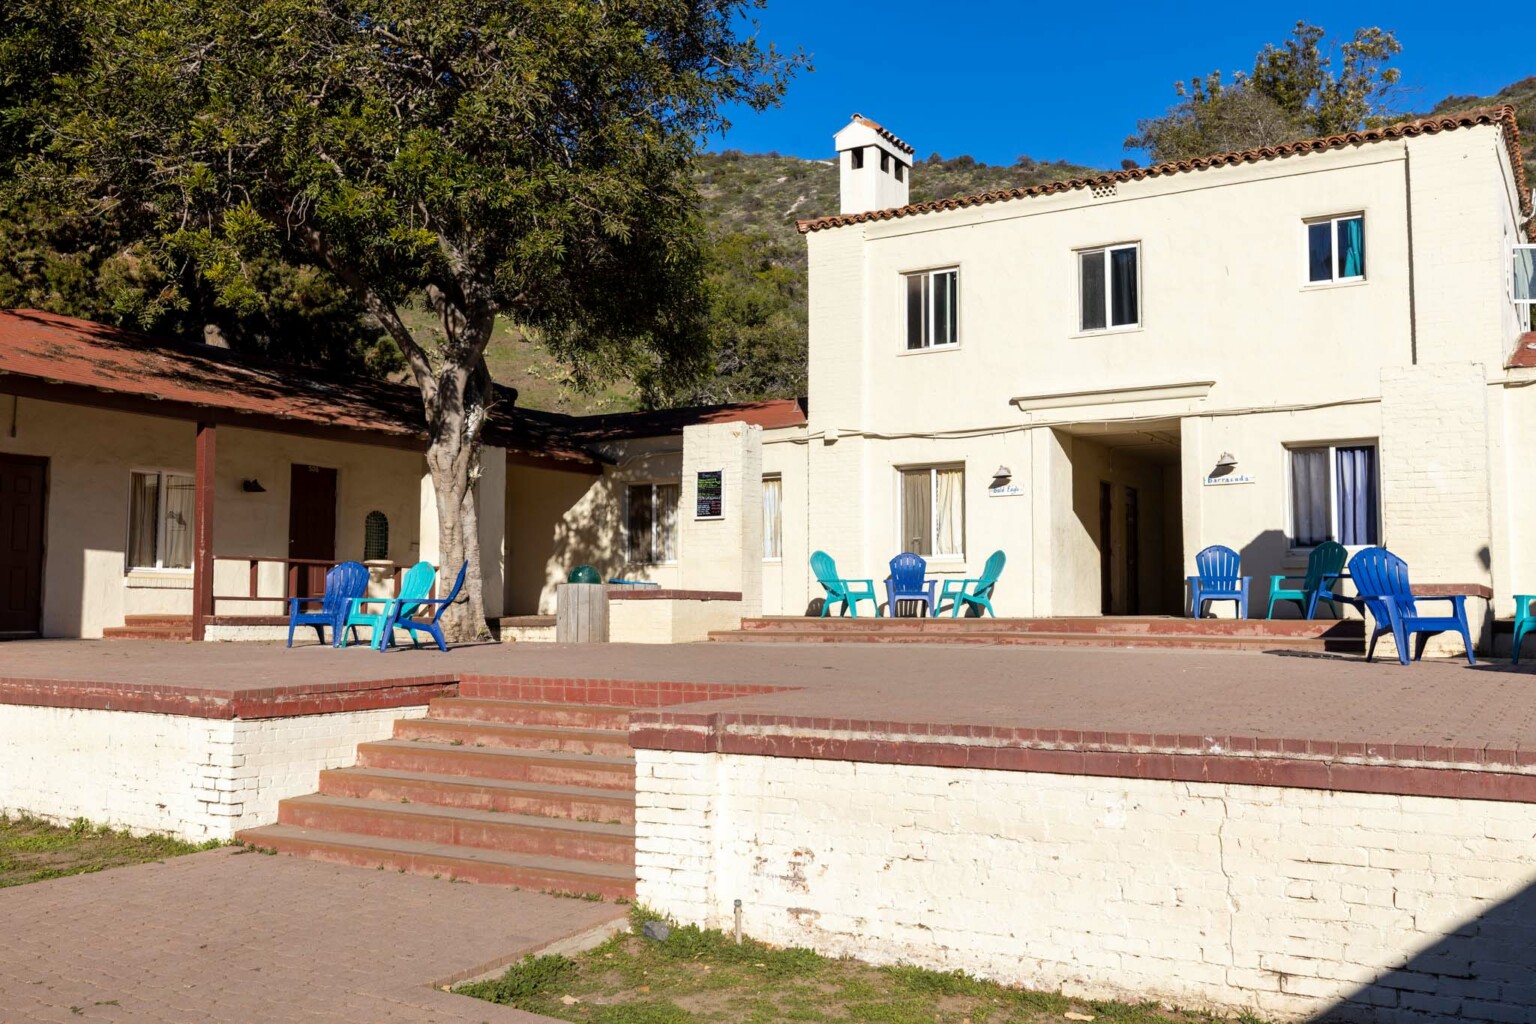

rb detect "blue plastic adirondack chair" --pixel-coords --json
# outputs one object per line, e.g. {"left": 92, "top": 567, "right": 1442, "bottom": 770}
{"left": 1347, "top": 546, "right": 1476, "bottom": 666}
{"left": 810, "top": 550, "right": 881, "bottom": 617}
{"left": 286, "top": 561, "right": 368, "bottom": 648}
{"left": 884, "top": 552, "right": 937, "bottom": 617}
{"left": 1188, "top": 545, "right": 1250, "bottom": 619}
{"left": 940, "top": 550, "right": 1006, "bottom": 618}
{"left": 1514, "top": 594, "right": 1536, "bottom": 665}
{"left": 343, "top": 560, "right": 436, "bottom": 651}
{"left": 379, "top": 562, "right": 469, "bottom": 652}
{"left": 1266, "top": 541, "right": 1349, "bottom": 620}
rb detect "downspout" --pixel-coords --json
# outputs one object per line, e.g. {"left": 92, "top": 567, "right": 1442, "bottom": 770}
{"left": 1404, "top": 147, "right": 1419, "bottom": 365}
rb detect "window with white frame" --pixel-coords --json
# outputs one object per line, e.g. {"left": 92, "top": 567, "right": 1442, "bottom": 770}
{"left": 762, "top": 475, "right": 782, "bottom": 560}
{"left": 127, "top": 470, "right": 195, "bottom": 570}
{"left": 904, "top": 268, "right": 958, "bottom": 350}
{"left": 1078, "top": 243, "right": 1139, "bottom": 332}
{"left": 1287, "top": 443, "right": 1379, "bottom": 548}
{"left": 899, "top": 466, "right": 964, "bottom": 558}
{"left": 1513, "top": 244, "right": 1536, "bottom": 328}
{"left": 1306, "top": 214, "right": 1365, "bottom": 284}
{"left": 626, "top": 482, "right": 678, "bottom": 564}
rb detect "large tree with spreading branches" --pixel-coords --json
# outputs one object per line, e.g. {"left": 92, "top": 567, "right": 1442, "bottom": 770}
{"left": 16, "top": 0, "right": 800, "bottom": 638}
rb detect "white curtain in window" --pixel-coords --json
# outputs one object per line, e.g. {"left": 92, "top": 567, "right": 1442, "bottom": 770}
{"left": 626, "top": 484, "right": 654, "bottom": 563}
{"left": 1290, "top": 449, "right": 1330, "bottom": 546}
{"left": 128, "top": 472, "right": 159, "bottom": 568}
{"left": 762, "top": 477, "right": 782, "bottom": 559}
{"left": 161, "top": 473, "right": 195, "bottom": 569}
{"left": 933, "top": 468, "right": 964, "bottom": 556}
{"left": 900, "top": 469, "right": 932, "bottom": 555}
{"left": 655, "top": 483, "right": 679, "bottom": 562}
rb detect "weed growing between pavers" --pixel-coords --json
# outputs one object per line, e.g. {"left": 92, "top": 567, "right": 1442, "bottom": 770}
{"left": 0, "top": 814, "right": 219, "bottom": 888}
{"left": 456, "top": 906, "right": 1271, "bottom": 1024}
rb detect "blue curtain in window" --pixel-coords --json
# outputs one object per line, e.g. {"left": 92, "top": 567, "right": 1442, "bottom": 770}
{"left": 1335, "top": 445, "right": 1378, "bottom": 545}
{"left": 1338, "top": 218, "right": 1365, "bottom": 278}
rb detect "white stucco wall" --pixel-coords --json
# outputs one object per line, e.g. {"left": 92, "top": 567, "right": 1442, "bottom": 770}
{"left": 0, "top": 704, "right": 427, "bottom": 841}
{"left": 637, "top": 749, "right": 1536, "bottom": 1023}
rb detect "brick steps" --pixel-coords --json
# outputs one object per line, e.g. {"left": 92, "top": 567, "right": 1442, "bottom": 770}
{"left": 713, "top": 615, "right": 1365, "bottom": 653}
{"left": 428, "top": 698, "right": 630, "bottom": 731}
{"left": 356, "top": 740, "right": 635, "bottom": 789}
{"left": 240, "top": 824, "right": 635, "bottom": 899}
{"left": 103, "top": 615, "right": 194, "bottom": 641}
{"left": 278, "top": 795, "right": 634, "bottom": 863}
{"left": 709, "top": 628, "right": 1364, "bottom": 654}
{"left": 393, "top": 718, "right": 631, "bottom": 756}
{"left": 318, "top": 767, "right": 635, "bottom": 824}
{"left": 237, "top": 699, "right": 638, "bottom": 896}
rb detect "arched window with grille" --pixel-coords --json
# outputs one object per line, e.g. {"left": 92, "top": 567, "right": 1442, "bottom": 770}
{"left": 363, "top": 511, "right": 389, "bottom": 561}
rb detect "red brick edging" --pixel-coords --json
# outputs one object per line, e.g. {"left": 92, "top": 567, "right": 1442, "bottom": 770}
{"left": 0, "top": 676, "right": 458, "bottom": 720}
{"left": 458, "top": 675, "right": 787, "bottom": 707}
{"left": 628, "top": 711, "right": 1536, "bottom": 804}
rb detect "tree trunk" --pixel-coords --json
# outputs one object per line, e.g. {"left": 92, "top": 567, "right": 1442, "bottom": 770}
{"left": 426, "top": 434, "right": 487, "bottom": 642}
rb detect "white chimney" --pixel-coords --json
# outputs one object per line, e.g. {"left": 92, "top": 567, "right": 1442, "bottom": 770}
{"left": 834, "top": 113, "right": 913, "bottom": 215}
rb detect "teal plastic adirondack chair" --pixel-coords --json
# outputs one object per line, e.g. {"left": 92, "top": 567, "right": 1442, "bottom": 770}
{"left": 1513, "top": 594, "right": 1536, "bottom": 664}
{"left": 1265, "top": 541, "right": 1349, "bottom": 619}
{"left": 940, "top": 550, "right": 1006, "bottom": 617}
{"left": 343, "top": 560, "right": 435, "bottom": 651}
{"left": 810, "top": 551, "right": 881, "bottom": 617}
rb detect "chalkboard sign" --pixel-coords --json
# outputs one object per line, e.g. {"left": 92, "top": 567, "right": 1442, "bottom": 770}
{"left": 695, "top": 469, "right": 724, "bottom": 519}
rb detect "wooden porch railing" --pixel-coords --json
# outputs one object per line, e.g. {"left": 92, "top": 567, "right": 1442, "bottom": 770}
{"left": 211, "top": 555, "right": 435, "bottom": 607}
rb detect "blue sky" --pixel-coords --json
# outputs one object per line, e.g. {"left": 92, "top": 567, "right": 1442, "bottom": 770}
{"left": 712, "top": 2, "right": 1530, "bottom": 169}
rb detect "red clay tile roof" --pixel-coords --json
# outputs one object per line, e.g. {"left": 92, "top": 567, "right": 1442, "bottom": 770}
{"left": 849, "top": 113, "right": 915, "bottom": 156}
{"left": 0, "top": 309, "right": 599, "bottom": 466}
{"left": 800, "top": 106, "right": 1529, "bottom": 233}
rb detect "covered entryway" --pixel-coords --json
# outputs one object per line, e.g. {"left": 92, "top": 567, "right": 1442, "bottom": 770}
{"left": 1067, "top": 421, "right": 1183, "bottom": 616}
{"left": 0, "top": 453, "right": 47, "bottom": 637}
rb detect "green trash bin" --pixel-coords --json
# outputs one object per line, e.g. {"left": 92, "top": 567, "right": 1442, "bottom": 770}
{"left": 567, "top": 564, "right": 601, "bottom": 584}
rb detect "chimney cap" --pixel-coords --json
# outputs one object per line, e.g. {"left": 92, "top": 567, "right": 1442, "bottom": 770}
{"left": 837, "top": 113, "right": 914, "bottom": 156}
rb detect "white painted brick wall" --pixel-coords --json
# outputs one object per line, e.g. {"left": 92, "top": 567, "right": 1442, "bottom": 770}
{"left": 0, "top": 705, "right": 426, "bottom": 841}
{"left": 637, "top": 749, "right": 1536, "bottom": 1023}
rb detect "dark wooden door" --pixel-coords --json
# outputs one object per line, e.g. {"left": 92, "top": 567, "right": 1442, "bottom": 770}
{"left": 288, "top": 464, "right": 337, "bottom": 598}
{"left": 1124, "top": 486, "right": 1140, "bottom": 615}
{"left": 0, "top": 454, "right": 47, "bottom": 636}
{"left": 1099, "top": 481, "right": 1113, "bottom": 615}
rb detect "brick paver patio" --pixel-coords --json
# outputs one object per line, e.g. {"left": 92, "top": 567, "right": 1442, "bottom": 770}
{"left": 3, "top": 639, "right": 1530, "bottom": 751}
{"left": 0, "top": 846, "right": 624, "bottom": 1022}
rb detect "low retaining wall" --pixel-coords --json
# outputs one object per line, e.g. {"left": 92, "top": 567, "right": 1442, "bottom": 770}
{"left": 632, "top": 724, "right": 1536, "bottom": 1023}
{"left": 0, "top": 677, "right": 453, "bottom": 840}
{"left": 608, "top": 589, "right": 743, "bottom": 644}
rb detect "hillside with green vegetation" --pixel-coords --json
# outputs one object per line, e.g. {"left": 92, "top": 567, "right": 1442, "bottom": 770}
{"left": 1430, "top": 75, "right": 1536, "bottom": 182}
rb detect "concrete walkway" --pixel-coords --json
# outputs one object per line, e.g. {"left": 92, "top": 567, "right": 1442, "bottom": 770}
{"left": 0, "top": 847, "right": 626, "bottom": 1022}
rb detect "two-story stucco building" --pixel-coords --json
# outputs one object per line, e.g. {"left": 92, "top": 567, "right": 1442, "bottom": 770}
{"left": 736, "top": 106, "right": 1535, "bottom": 639}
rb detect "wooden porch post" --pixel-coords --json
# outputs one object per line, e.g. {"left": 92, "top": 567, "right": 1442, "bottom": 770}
{"left": 192, "top": 422, "right": 217, "bottom": 642}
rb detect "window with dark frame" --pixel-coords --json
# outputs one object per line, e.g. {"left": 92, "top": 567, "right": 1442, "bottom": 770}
{"left": 363, "top": 511, "right": 389, "bottom": 561}
{"left": 904, "top": 268, "right": 959, "bottom": 350}
{"left": 1078, "top": 244, "right": 1139, "bottom": 332}
{"left": 899, "top": 466, "right": 965, "bottom": 558}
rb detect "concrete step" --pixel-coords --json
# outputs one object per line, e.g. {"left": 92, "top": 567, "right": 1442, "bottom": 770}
{"left": 123, "top": 615, "right": 194, "bottom": 627}
{"left": 394, "top": 718, "right": 631, "bottom": 757}
{"left": 236, "top": 823, "right": 635, "bottom": 899}
{"left": 708, "top": 629, "right": 1365, "bottom": 653}
{"left": 277, "top": 795, "right": 634, "bottom": 864}
{"left": 427, "top": 698, "right": 631, "bottom": 732}
{"left": 735, "top": 615, "right": 1362, "bottom": 639}
{"left": 318, "top": 767, "right": 635, "bottom": 824}
{"left": 356, "top": 740, "right": 635, "bottom": 790}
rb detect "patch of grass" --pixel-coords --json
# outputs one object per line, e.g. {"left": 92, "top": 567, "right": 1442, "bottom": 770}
{"left": 0, "top": 814, "right": 219, "bottom": 888}
{"left": 456, "top": 906, "right": 1265, "bottom": 1024}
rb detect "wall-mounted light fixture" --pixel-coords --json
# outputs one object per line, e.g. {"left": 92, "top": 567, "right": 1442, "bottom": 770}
{"left": 1215, "top": 451, "right": 1237, "bottom": 469}
{"left": 241, "top": 479, "right": 266, "bottom": 493}
{"left": 992, "top": 465, "right": 1012, "bottom": 481}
